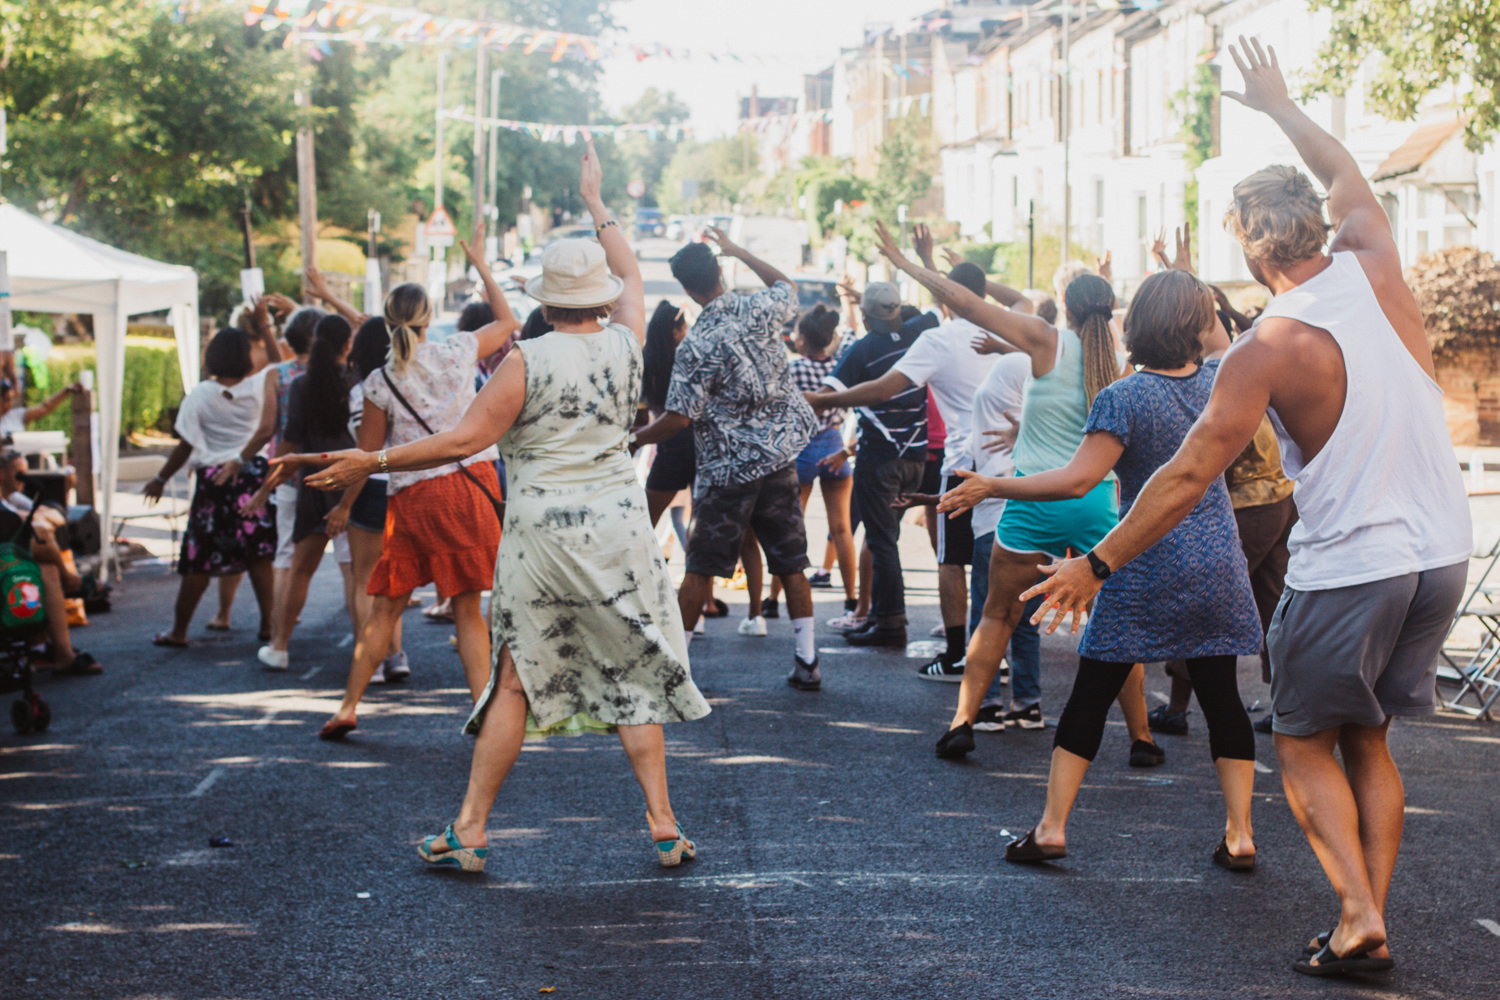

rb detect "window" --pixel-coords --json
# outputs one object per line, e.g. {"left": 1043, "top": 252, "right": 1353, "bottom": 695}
{"left": 1095, "top": 178, "right": 1105, "bottom": 220}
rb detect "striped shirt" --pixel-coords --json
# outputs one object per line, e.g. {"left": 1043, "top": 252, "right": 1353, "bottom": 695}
{"left": 824, "top": 312, "right": 937, "bottom": 465}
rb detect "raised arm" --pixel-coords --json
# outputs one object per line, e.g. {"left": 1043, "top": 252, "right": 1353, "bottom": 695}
{"left": 459, "top": 221, "right": 521, "bottom": 357}
{"left": 1017, "top": 337, "right": 1271, "bottom": 633}
{"left": 705, "top": 226, "right": 788, "bottom": 291}
{"left": 1224, "top": 37, "right": 1390, "bottom": 254}
{"left": 22, "top": 383, "right": 82, "bottom": 425}
{"left": 938, "top": 238, "right": 1032, "bottom": 311}
{"left": 936, "top": 432, "right": 1123, "bottom": 515}
{"left": 305, "top": 267, "right": 367, "bottom": 326}
{"left": 246, "top": 295, "right": 284, "bottom": 371}
{"left": 873, "top": 221, "right": 1056, "bottom": 372}
{"left": 580, "top": 138, "right": 645, "bottom": 341}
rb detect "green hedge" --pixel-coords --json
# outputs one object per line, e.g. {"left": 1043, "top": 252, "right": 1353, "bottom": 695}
{"left": 23, "top": 338, "right": 185, "bottom": 437}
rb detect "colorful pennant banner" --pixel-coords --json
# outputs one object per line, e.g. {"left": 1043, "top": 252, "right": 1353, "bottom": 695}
{"left": 440, "top": 109, "right": 694, "bottom": 144}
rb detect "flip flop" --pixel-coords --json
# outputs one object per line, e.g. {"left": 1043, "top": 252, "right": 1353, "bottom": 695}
{"left": 204, "top": 622, "right": 231, "bottom": 632}
{"left": 1004, "top": 828, "right": 1066, "bottom": 863}
{"left": 151, "top": 633, "right": 190, "bottom": 648}
{"left": 318, "top": 718, "right": 358, "bottom": 740}
{"left": 1293, "top": 943, "right": 1394, "bottom": 977}
{"left": 1304, "top": 927, "right": 1336, "bottom": 956}
{"left": 1212, "top": 838, "right": 1255, "bottom": 871}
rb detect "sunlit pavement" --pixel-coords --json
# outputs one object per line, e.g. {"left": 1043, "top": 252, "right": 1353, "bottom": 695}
{"left": 4, "top": 508, "right": 1500, "bottom": 998}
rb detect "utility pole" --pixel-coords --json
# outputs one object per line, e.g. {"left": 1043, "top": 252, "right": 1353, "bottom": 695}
{"left": 434, "top": 50, "right": 447, "bottom": 214}
{"left": 471, "top": 37, "right": 487, "bottom": 242}
{"left": 488, "top": 70, "right": 503, "bottom": 221}
{"left": 1060, "top": 2, "right": 1074, "bottom": 265}
{"left": 294, "top": 29, "right": 318, "bottom": 300}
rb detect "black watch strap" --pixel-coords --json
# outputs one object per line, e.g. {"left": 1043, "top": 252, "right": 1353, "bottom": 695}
{"left": 1085, "top": 549, "right": 1112, "bottom": 581}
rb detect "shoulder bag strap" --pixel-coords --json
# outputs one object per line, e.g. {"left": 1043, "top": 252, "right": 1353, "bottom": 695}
{"left": 379, "top": 368, "right": 505, "bottom": 524}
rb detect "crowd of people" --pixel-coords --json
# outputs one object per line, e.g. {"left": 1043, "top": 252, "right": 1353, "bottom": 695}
{"left": 138, "top": 41, "right": 1468, "bottom": 979}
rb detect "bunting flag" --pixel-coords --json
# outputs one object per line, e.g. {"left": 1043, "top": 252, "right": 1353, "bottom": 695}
{"left": 440, "top": 109, "right": 693, "bottom": 143}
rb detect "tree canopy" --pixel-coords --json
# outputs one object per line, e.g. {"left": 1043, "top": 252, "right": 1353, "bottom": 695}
{"left": 1305, "top": 0, "right": 1500, "bottom": 149}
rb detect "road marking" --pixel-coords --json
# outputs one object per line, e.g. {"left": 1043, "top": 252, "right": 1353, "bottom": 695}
{"left": 1478, "top": 919, "right": 1500, "bottom": 937}
{"left": 298, "top": 666, "right": 321, "bottom": 681}
{"left": 253, "top": 710, "right": 279, "bottom": 731}
{"left": 188, "top": 767, "right": 225, "bottom": 798}
{"left": 338, "top": 633, "right": 354, "bottom": 649}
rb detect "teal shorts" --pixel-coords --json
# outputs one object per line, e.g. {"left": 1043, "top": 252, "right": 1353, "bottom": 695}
{"left": 995, "top": 476, "right": 1118, "bottom": 560}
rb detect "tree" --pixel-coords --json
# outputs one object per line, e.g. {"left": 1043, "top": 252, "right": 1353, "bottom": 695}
{"left": 1305, "top": 0, "right": 1500, "bottom": 149}
{"left": 614, "top": 88, "right": 691, "bottom": 208}
{"left": 657, "top": 136, "right": 758, "bottom": 214}
{"left": 867, "top": 113, "right": 933, "bottom": 225}
{"left": 1405, "top": 245, "right": 1500, "bottom": 360}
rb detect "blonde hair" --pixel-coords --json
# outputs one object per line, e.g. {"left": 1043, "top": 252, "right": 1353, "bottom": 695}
{"left": 1052, "top": 260, "right": 1093, "bottom": 302}
{"left": 1062, "top": 273, "right": 1119, "bottom": 407}
{"left": 1224, "top": 165, "right": 1330, "bottom": 267}
{"left": 383, "top": 282, "right": 432, "bottom": 375}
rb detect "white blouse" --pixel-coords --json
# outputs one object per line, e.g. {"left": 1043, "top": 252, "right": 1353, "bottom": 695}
{"left": 174, "top": 371, "right": 267, "bottom": 469}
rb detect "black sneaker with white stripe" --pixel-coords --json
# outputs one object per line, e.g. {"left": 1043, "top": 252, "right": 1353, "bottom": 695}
{"left": 916, "top": 654, "right": 964, "bottom": 682}
{"left": 973, "top": 704, "right": 1007, "bottom": 732}
{"left": 1001, "top": 703, "right": 1044, "bottom": 730}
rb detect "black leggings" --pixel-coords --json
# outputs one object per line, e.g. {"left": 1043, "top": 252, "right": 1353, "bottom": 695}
{"left": 1054, "top": 656, "right": 1255, "bottom": 763}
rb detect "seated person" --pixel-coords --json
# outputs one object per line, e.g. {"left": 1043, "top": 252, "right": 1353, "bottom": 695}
{"left": 0, "top": 451, "right": 99, "bottom": 674}
{"left": 0, "top": 377, "right": 84, "bottom": 439}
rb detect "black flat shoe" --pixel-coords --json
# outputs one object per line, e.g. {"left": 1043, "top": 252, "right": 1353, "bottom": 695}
{"left": 1304, "top": 927, "right": 1335, "bottom": 956}
{"left": 1004, "top": 828, "right": 1066, "bottom": 863}
{"left": 935, "top": 722, "right": 974, "bottom": 758}
{"left": 1212, "top": 837, "right": 1255, "bottom": 871}
{"left": 1128, "top": 739, "right": 1166, "bottom": 768}
{"left": 703, "top": 598, "right": 730, "bottom": 619}
{"left": 1293, "top": 943, "right": 1394, "bottom": 977}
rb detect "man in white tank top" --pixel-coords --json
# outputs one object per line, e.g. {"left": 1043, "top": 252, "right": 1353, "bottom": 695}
{"left": 1014, "top": 40, "right": 1470, "bottom": 978}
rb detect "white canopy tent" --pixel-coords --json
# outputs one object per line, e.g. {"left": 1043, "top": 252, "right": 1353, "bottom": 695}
{"left": 0, "top": 204, "right": 200, "bottom": 580}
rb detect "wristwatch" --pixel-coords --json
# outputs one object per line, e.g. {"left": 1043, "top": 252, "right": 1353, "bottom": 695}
{"left": 377, "top": 449, "right": 389, "bottom": 474}
{"left": 1085, "top": 549, "right": 1112, "bottom": 581}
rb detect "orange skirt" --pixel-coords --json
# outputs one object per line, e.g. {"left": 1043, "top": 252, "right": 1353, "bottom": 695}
{"left": 368, "top": 464, "right": 502, "bottom": 598}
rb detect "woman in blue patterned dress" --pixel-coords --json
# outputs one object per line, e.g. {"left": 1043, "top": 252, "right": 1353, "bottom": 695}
{"left": 939, "top": 270, "right": 1260, "bottom": 869}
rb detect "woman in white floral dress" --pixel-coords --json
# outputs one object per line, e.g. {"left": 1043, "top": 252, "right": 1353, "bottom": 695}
{"left": 296, "top": 141, "right": 709, "bottom": 871}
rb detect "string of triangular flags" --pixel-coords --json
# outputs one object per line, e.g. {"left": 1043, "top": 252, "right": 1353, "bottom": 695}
{"left": 439, "top": 109, "right": 693, "bottom": 144}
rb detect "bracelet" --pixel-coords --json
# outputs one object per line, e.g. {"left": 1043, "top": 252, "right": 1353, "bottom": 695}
{"left": 377, "top": 449, "right": 389, "bottom": 474}
{"left": 596, "top": 219, "right": 619, "bottom": 235}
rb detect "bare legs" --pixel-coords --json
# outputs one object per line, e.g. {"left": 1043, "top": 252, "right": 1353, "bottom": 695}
{"left": 1118, "top": 663, "right": 1155, "bottom": 746}
{"left": 347, "top": 526, "right": 402, "bottom": 659}
{"left": 951, "top": 547, "right": 1045, "bottom": 729}
{"left": 450, "top": 590, "right": 492, "bottom": 700}
{"left": 267, "top": 534, "right": 328, "bottom": 653}
{"left": 208, "top": 574, "right": 240, "bottom": 629}
{"left": 165, "top": 573, "right": 212, "bottom": 643}
{"left": 1276, "top": 721, "right": 1399, "bottom": 959}
{"left": 679, "top": 569, "right": 810, "bottom": 634}
{"left": 768, "top": 478, "right": 857, "bottom": 604}
{"left": 325, "top": 593, "right": 409, "bottom": 728}
{"left": 446, "top": 646, "right": 681, "bottom": 850}
{"left": 740, "top": 532, "right": 764, "bottom": 619}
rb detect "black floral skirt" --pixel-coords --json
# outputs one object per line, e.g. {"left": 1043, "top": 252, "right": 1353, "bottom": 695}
{"left": 176, "top": 457, "right": 278, "bottom": 576}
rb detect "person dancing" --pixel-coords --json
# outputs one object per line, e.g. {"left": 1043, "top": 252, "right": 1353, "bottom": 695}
{"left": 941, "top": 270, "right": 1259, "bottom": 868}
{"left": 1019, "top": 40, "right": 1471, "bottom": 977}
{"left": 291, "top": 140, "right": 709, "bottom": 870}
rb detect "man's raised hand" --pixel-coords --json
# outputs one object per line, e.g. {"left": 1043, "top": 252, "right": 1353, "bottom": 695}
{"left": 1222, "top": 36, "right": 1290, "bottom": 114}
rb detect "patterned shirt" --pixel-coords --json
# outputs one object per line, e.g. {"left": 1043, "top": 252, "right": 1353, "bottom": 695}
{"left": 665, "top": 281, "right": 816, "bottom": 487}
{"left": 789, "top": 354, "right": 844, "bottom": 433}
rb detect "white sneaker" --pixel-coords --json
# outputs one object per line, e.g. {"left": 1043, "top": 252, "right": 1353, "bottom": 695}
{"left": 826, "top": 612, "right": 867, "bottom": 632}
{"left": 737, "top": 616, "right": 767, "bottom": 637}
{"left": 694, "top": 617, "right": 706, "bottom": 635}
{"left": 368, "top": 661, "right": 387, "bottom": 685}
{"left": 383, "top": 651, "right": 410, "bottom": 681}
{"left": 929, "top": 623, "right": 946, "bottom": 637}
{"left": 257, "top": 645, "right": 288, "bottom": 671}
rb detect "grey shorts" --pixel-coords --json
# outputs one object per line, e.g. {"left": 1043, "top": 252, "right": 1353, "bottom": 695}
{"left": 686, "top": 464, "right": 810, "bottom": 580}
{"left": 1266, "top": 561, "right": 1467, "bottom": 736}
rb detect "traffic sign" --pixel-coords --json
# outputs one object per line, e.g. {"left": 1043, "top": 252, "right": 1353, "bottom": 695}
{"left": 425, "top": 206, "right": 458, "bottom": 238}
{"left": 627, "top": 179, "right": 646, "bottom": 199}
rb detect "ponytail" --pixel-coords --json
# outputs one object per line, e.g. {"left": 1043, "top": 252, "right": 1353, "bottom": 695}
{"left": 383, "top": 282, "right": 432, "bottom": 375}
{"left": 1062, "top": 273, "right": 1119, "bottom": 407}
{"left": 304, "top": 314, "right": 354, "bottom": 441}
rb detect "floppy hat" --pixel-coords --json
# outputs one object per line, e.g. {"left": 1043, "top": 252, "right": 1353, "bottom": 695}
{"left": 525, "top": 239, "right": 624, "bottom": 308}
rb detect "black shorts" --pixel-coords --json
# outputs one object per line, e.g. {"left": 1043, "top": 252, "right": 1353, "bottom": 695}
{"left": 919, "top": 455, "right": 943, "bottom": 496}
{"left": 936, "top": 473, "right": 974, "bottom": 566}
{"left": 686, "top": 464, "right": 810, "bottom": 579}
{"left": 646, "top": 425, "right": 696, "bottom": 494}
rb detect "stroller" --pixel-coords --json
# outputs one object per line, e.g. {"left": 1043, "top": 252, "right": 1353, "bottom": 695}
{"left": 0, "top": 500, "right": 52, "bottom": 734}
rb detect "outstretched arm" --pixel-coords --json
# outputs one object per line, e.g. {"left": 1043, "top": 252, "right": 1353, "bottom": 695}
{"left": 936, "top": 433, "right": 1123, "bottom": 515}
{"left": 873, "top": 221, "right": 1056, "bottom": 371}
{"left": 805, "top": 367, "right": 914, "bottom": 411}
{"left": 578, "top": 138, "right": 646, "bottom": 341}
{"left": 1016, "top": 337, "right": 1271, "bottom": 634}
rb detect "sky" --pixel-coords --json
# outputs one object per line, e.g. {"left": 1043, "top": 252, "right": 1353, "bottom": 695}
{"left": 599, "top": 0, "right": 938, "bottom": 138}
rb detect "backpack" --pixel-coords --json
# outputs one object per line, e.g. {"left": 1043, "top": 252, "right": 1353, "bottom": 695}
{"left": 0, "top": 502, "right": 47, "bottom": 631}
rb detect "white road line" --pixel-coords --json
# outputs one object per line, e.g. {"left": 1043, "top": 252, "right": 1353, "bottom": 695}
{"left": 1477, "top": 919, "right": 1500, "bottom": 937}
{"left": 188, "top": 766, "right": 225, "bottom": 798}
{"left": 299, "top": 665, "right": 321, "bottom": 681}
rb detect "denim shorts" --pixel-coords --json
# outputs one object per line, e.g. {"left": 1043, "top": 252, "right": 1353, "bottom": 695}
{"left": 347, "top": 478, "right": 388, "bottom": 534}
{"left": 795, "top": 426, "right": 851, "bottom": 486}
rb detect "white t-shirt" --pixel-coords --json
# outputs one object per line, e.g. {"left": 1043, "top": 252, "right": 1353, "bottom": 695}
{"left": 347, "top": 382, "right": 388, "bottom": 482}
{"left": 892, "top": 316, "right": 998, "bottom": 476}
{"left": 0, "top": 406, "right": 26, "bottom": 437}
{"left": 173, "top": 370, "right": 268, "bottom": 469}
{"left": 361, "top": 330, "right": 497, "bottom": 495}
{"left": 967, "top": 353, "right": 1030, "bottom": 537}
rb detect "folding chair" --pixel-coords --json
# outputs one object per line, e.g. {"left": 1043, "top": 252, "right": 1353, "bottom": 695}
{"left": 1438, "top": 520, "right": 1500, "bottom": 719}
{"left": 110, "top": 454, "right": 191, "bottom": 552}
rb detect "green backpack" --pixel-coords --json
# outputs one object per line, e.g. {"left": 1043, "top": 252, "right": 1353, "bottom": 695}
{"left": 0, "top": 509, "right": 47, "bottom": 631}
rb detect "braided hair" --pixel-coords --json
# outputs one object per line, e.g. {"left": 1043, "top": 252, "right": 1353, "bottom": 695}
{"left": 1062, "top": 273, "right": 1119, "bottom": 407}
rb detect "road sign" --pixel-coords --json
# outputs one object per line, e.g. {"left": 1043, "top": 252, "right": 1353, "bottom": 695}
{"left": 626, "top": 179, "right": 646, "bottom": 199}
{"left": 425, "top": 207, "right": 457, "bottom": 238}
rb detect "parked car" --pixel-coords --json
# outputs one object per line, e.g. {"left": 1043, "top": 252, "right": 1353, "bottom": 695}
{"left": 634, "top": 208, "right": 665, "bottom": 238}
{"left": 664, "top": 215, "right": 690, "bottom": 241}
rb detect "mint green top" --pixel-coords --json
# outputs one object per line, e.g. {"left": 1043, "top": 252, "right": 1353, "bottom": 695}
{"left": 1011, "top": 327, "right": 1115, "bottom": 480}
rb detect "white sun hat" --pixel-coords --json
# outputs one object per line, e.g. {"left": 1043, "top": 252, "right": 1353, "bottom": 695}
{"left": 524, "top": 238, "right": 624, "bottom": 308}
